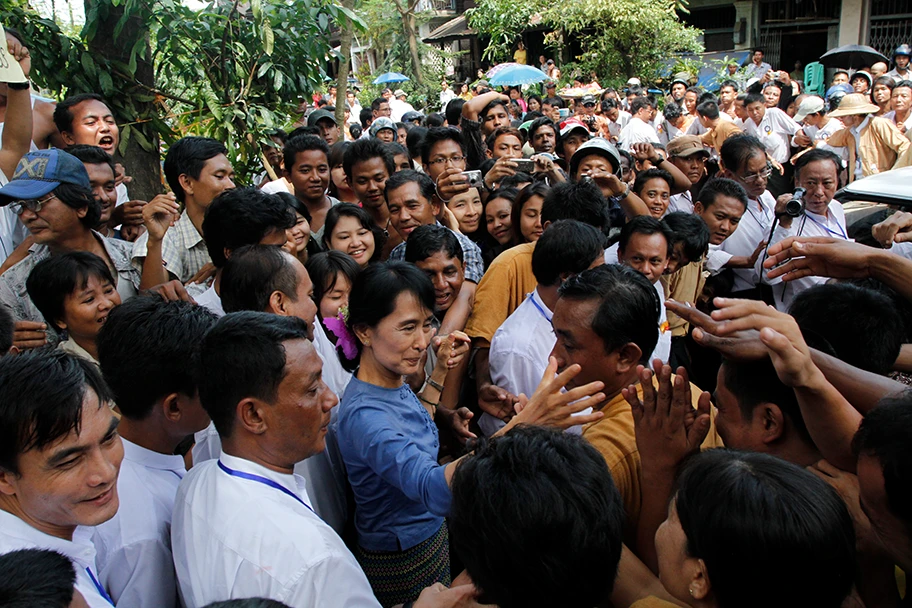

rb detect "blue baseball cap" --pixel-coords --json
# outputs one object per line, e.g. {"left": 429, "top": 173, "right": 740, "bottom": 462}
{"left": 0, "top": 149, "right": 91, "bottom": 205}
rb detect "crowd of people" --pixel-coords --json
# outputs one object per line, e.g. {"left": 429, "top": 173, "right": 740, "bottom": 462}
{"left": 2, "top": 19, "right": 912, "bottom": 608}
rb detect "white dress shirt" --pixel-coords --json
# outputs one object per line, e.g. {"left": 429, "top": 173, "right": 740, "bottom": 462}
{"left": 705, "top": 243, "right": 734, "bottom": 275}
{"left": 884, "top": 110, "right": 912, "bottom": 133}
{"left": 607, "top": 111, "right": 631, "bottom": 141}
{"left": 767, "top": 201, "right": 848, "bottom": 310}
{"left": 0, "top": 510, "right": 114, "bottom": 607}
{"left": 91, "top": 439, "right": 185, "bottom": 608}
{"left": 886, "top": 241, "right": 912, "bottom": 261}
{"left": 194, "top": 284, "right": 225, "bottom": 317}
{"left": 486, "top": 289, "right": 555, "bottom": 436}
{"left": 743, "top": 107, "right": 800, "bottom": 163}
{"left": 619, "top": 117, "right": 660, "bottom": 150}
{"left": 172, "top": 454, "right": 379, "bottom": 608}
{"left": 668, "top": 191, "right": 694, "bottom": 214}
{"left": 719, "top": 190, "right": 776, "bottom": 293}
{"left": 653, "top": 281, "right": 671, "bottom": 364}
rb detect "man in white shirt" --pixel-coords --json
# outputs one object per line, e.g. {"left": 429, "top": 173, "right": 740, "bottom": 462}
{"left": 218, "top": 245, "right": 350, "bottom": 532}
{"left": 601, "top": 98, "right": 630, "bottom": 143}
{"left": 691, "top": 177, "right": 756, "bottom": 275}
{"left": 486, "top": 220, "right": 605, "bottom": 436}
{"left": 618, "top": 97, "right": 660, "bottom": 151}
{"left": 742, "top": 92, "right": 800, "bottom": 165}
{"left": 665, "top": 135, "right": 710, "bottom": 214}
{"left": 439, "top": 80, "right": 456, "bottom": 110}
{"left": 791, "top": 95, "right": 846, "bottom": 163}
{"left": 615, "top": 216, "right": 672, "bottom": 363}
{"left": 173, "top": 313, "right": 475, "bottom": 608}
{"left": 718, "top": 133, "right": 778, "bottom": 297}
{"left": 743, "top": 49, "right": 772, "bottom": 81}
{"left": 92, "top": 297, "right": 217, "bottom": 608}
{"left": 0, "top": 349, "right": 124, "bottom": 607}
{"left": 884, "top": 80, "right": 912, "bottom": 135}
{"left": 766, "top": 149, "right": 849, "bottom": 310}
{"left": 390, "top": 89, "right": 415, "bottom": 123}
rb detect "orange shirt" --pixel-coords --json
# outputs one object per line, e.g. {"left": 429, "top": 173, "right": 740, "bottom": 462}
{"left": 701, "top": 120, "right": 742, "bottom": 152}
{"left": 465, "top": 243, "right": 537, "bottom": 348}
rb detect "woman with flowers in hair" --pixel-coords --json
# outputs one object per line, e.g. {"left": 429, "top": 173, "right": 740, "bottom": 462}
{"left": 333, "top": 261, "right": 607, "bottom": 607}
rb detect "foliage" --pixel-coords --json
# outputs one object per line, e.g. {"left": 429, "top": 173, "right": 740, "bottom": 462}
{"left": 547, "top": 0, "right": 703, "bottom": 81}
{"left": 465, "top": 0, "right": 539, "bottom": 64}
{"left": 2, "top": 0, "right": 348, "bottom": 183}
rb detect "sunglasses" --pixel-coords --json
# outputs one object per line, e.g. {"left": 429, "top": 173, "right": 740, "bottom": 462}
{"left": 9, "top": 193, "right": 57, "bottom": 216}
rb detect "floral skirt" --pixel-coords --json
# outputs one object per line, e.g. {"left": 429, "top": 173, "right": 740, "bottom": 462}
{"left": 355, "top": 523, "right": 451, "bottom": 607}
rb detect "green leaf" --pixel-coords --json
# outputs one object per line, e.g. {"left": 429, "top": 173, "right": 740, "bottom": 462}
{"left": 273, "top": 70, "right": 284, "bottom": 90}
{"left": 132, "top": 128, "right": 155, "bottom": 153}
{"left": 98, "top": 71, "right": 114, "bottom": 96}
{"left": 262, "top": 21, "right": 275, "bottom": 56}
{"left": 80, "top": 53, "right": 97, "bottom": 80}
{"left": 257, "top": 61, "right": 274, "bottom": 78}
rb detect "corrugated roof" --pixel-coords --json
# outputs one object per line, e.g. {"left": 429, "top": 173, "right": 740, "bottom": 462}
{"left": 424, "top": 15, "right": 475, "bottom": 42}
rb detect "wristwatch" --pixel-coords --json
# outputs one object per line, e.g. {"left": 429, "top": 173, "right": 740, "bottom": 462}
{"left": 8, "top": 81, "right": 30, "bottom": 90}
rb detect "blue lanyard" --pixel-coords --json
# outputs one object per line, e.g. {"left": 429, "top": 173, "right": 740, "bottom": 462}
{"left": 85, "top": 567, "right": 115, "bottom": 605}
{"left": 528, "top": 293, "right": 551, "bottom": 323}
{"left": 804, "top": 213, "right": 847, "bottom": 239}
{"left": 217, "top": 460, "right": 315, "bottom": 514}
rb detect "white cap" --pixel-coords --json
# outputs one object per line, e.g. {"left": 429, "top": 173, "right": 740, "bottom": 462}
{"left": 793, "top": 96, "right": 826, "bottom": 122}
{"left": 626, "top": 77, "right": 642, "bottom": 86}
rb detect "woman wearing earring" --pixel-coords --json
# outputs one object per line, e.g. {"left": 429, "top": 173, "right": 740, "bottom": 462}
{"left": 334, "top": 262, "right": 605, "bottom": 607}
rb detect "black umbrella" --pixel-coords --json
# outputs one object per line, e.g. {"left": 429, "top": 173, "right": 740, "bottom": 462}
{"left": 819, "top": 44, "right": 888, "bottom": 69}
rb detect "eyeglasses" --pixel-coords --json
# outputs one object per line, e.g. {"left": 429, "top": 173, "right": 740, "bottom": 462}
{"left": 583, "top": 102, "right": 596, "bottom": 108}
{"left": 428, "top": 155, "right": 466, "bottom": 166}
{"left": 739, "top": 163, "right": 773, "bottom": 184}
{"left": 9, "top": 193, "right": 57, "bottom": 216}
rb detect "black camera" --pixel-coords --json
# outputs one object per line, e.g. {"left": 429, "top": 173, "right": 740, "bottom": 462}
{"left": 784, "top": 188, "right": 806, "bottom": 217}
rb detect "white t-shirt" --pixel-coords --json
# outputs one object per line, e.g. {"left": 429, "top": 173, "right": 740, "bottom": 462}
{"left": 743, "top": 107, "right": 800, "bottom": 163}
{"left": 619, "top": 117, "right": 660, "bottom": 150}
{"left": 92, "top": 439, "right": 186, "bottom": 607}
{"left": 172, "top": 454, "right": 379, "bottom": 608}
{"left": 0, "top": 170, "right": 29, "bottom": 265}
{"left": 719, "top": 191, "right": 777, "bottom": 293}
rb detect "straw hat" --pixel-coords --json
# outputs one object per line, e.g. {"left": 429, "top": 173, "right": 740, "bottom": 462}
{"left": 828, "top": 93, "right": 880, "bottom": 117}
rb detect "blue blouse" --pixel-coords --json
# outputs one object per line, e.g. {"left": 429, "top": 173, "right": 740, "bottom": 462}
{"left": 335, "top": 375, "right": 451, "bottom": 551}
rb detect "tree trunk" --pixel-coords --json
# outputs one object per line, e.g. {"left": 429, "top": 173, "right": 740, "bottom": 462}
{"left": 84, "top": 0, "right": 162, "bottom": 201}
{"left": 405, "top": 11, "right": 424, "bottom": 84}
{"left": 335, "top": 0, "right": 357, "bottom": 127}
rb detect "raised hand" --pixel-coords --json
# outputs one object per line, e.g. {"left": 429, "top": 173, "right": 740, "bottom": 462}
{"left": 506, "top": 357, "right": 605, "bottom": 431}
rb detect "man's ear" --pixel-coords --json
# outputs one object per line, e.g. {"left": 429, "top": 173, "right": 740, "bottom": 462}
{"left": 61, "top": 131, "right": 77, "bottom": 147}
{"left": 693, "top": 201, "right": 705, "bottom": 215}
{"left": 615, "top": 343, "right": 643, "bottom": 374}
{"left": 0, "top": 467, "right": 18, "bottom": 496}
{"left": 178, "top": 174, "right": 194, "bottom": 199}
{"left": 267, "top": 291, "right": 287, "bottom": 316}
{"left": 759, "top": 404, "right": 787, "bottom": 444}
{"left": 160, "top": 392, "right": 183, "bottom": 424}
{"left": 236, "top": 398, "right": 268, "bottom": 435}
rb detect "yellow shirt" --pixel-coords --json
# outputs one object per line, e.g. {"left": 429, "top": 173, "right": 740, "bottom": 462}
{"left": 582, "top": 378, "right": 722, "bottom": 542}
{"left": 465, "top": 242, "right": 537, "bottom": 348}
{"left": 700, "top": 120, "right": 742, "bottom": 152}
{"left": 661, "top": 261, "right": 707, "bottom": 338}
{"left": 513, "top": 49, "right": 527, "bottom": 65}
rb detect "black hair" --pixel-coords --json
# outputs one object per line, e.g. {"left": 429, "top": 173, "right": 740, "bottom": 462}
{"left": 558, "top": 265, "right": 660, "bottom": 362}
{"left": 527, "top": 117, "right": 558, "bottom": 143}
{"left": 220, "top": 245, "right": 301, "bottom": 316}
{"left": 52, "top": 93, "right": 107, "bottom": 134}
{"left": 697, "top": 100, "right": 721, "bottom": 120}
{"left": 202, "top": 187, "right": 295, "bottom": 268}
{"left": 328, "top": 140, "right": 351, "bottom": 171}
{"left": 450, "top": 426, "right": 624, "bottom": 608}
{"left": 720, "top": 79, "right": 739, "bottom": 91}
{"left": 0, "top": 306, "right": 13, "bottom": 353}
{"left": 719, "top": 133, "right": 766, "bottom": 173}
{"left": 789, "top": 283, "right": 902, "bottom": 375}
{"left": 359, "top": 108, "right": 373, "bottom": 129}
{"left": 0, "top": 349, "right": 112, "bottom": 473}
{"left": 342, "top": 261, "right": 435, "bottom": 371}
{"left": 286, "top": 126, "right": 319, "bottom": 141}
{"left": 343, "top": 137, "right": 396, "bottom": 180}
{"left": 52, "top": 182, "right": 101, "bottom": 229}
{"left": 618, "top": 215, "right": 673, "bottom": 258}
{"left": 305, "top": 251, "right": 361, "bottom": 317}
{"left": 163, "top": 137, "right": 228, "bottom": 203}
{"left": 541, "top": 180, "right": 611, "bottom": 235}
{"left": 26, "top": 252, "right": 116, "bottom": 332}
{"left": 197, "top": 312, "right": 312, "bottom": 438}
{"left": 601, "top": 97, "right": 618, "bottom": 111}
{"left": 721, "top": 357, "right": 812, "bottom": 443}
{"left": 0, "top": 549, "right": 76, "bottom": 607}
{"left": 405, "top": 224, "right": 463, "bottom": 264}
{"left": 425, "top": 113, "right": 445, "bottom": 128}
{"left": 744, "top": 92, "right": 765, "bottom": 106}
{"left": 662, "top": 212, "right": 710, "bottom": 263}
{"left": 445, "top": 98, "right": 465, "bottom": 127}
{"left": 370, "top": 97, "right": 388, "bottom": 112}
{"left": 97, "top": 295, "right": 218, "bottom": 420}
{"left": 853, "top": 394, "right": 912, "bottom": 533}
{"left": 499, "top": 172, "right": 534, "bottom": 190}
{"left": 420, "top": 127, "right": 465, "bottom": 166}
{"left": 282, "top": 134, "right": 329, "bottom": 173}
{"left": 696, "top": 177, "right": 748, "bottom": 210}
{"left": 794, "top": 148, "right": 842, "bottom": 181}
{"left": 322, "top": 202, "right": 385, "bottom": 262}
{"left": 349, "top": 124, "right": 364, "bottom": 140}
{"left": 630, "top": 97, "right": 652, "bottom": 115}
{"left": 633, "top": 167, "right": 673, "bottom": 195}
{"left": 674, "top": 449, "right": 856, "bottom": 608}
{"left": 406, "top": 126, "right": 428, "bottom": 160}
{"left": 532, "top": 220, "right": 604, "bottom": 286}
{"left": 626, "top": 84, "right": 644, "bottom": 97}
{"left": 65, "top": 144, "right": 116, "bottom": 175}
{"left": 511, "top": 182, "right": 550, "bottom": 244}
{"left": 276, "top": 191, "right": 311, "bottom": 225}
{"left": 663, "top": 101, "right": 684, "bottom": 122}
{"left": 384, "top": 169, "right": 435, "bottom": 203}
{"left": 485, "top": 126, "right": 523, "bottom": 152}
{"left": 203, "top": 600, "right": 291, "bottom": 608}
{"left": 479, "top": 98, "right": 509, "bottom": 122}
{"left": 527, "top": 93, "right": 543, "bottom": 107}
{"left": 542, "top": 96, "right": 564, "bottom": 109}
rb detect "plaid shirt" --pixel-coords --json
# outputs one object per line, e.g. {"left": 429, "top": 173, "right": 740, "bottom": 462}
{"left": 131, "top": 211, "right": 211, "bottom": 283}
{"left": 0, "top": 231, "right": 140, "bottom": 346}
{"left": 388, "top": 223, "right": 485, "bottom": 283}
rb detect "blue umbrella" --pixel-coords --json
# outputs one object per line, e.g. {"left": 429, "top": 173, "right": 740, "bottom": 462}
{"left": 488, "top": 64, "right": 549, "bottom": 87}
{"left": 373, "top": 72, "right": 410, "bottom": 85}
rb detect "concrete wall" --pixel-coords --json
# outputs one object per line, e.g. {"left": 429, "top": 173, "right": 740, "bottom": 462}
{"left": 838, "top": 0, "right": 871, "bottom": 45}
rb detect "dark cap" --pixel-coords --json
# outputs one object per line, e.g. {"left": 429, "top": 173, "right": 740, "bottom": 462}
{"left": 0, "top": 149, "right": 91, "bottom": 204}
